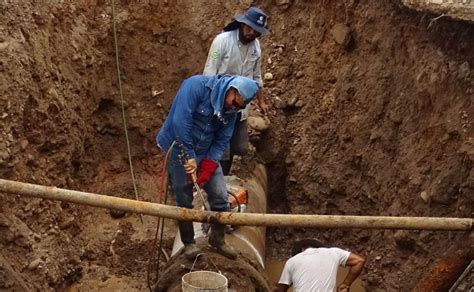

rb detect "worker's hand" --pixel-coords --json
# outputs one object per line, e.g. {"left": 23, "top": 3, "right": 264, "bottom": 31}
{"left": 184, "top": 158, "right": 197, "bottom": 175}
{"left": 337, "top": 283, "right": 350, "bottom": 292}
{"left": 258, "top": 99, "right": 270, "bottom": 116}
{"left": 196, "top": 158, "right": 219, "bottom": 187}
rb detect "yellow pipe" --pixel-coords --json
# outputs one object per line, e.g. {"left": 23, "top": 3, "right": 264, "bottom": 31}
{"left": 0, "top": 179, "right": 471, "bottom": 231}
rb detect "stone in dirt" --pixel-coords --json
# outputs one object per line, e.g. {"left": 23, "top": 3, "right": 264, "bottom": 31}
{"left": 248, "top": 116, "right": 270, "bottom": 132}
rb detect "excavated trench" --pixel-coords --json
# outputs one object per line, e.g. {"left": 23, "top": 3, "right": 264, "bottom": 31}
{"left": 0, "top": 0, "right": 473, "bottom": 291}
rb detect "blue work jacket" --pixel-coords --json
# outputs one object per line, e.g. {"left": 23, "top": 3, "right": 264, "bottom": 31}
{"left": 156, "top": 75, "right": 238, "bottom": 162}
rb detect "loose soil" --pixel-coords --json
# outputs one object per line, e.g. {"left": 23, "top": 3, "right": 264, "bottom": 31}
{"left": 0, "top": 0, "right": 472, "bottom": 291}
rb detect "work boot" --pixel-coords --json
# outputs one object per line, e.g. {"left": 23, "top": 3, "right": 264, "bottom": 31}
{"left": 178, "top": 221, "right": 201, "bottom": 260}
{"left": 183, "top": 243, "right": 201, "bottom": 260}
{"left": 208, "top": 223, "right": 238, "bottom": 260}
{"left": 220, "top": 158, "right": 232, "bottom": 176}
{"left": 178, "top": 221, "right": 195, "bottom": 245}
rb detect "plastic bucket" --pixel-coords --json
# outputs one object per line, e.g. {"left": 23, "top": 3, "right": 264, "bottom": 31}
{"left": 182, "top": 271, "right": 228, "bottom": 292}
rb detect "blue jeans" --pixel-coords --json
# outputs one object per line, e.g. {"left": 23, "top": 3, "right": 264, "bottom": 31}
{"left": 167, "top": 148, "right": 230, "bottom": 244}
{"left": 221, "top": 115, "right": 248, "bottom": 175}
{"left": 222, "top": 114, "right": 248, "bottom": 160}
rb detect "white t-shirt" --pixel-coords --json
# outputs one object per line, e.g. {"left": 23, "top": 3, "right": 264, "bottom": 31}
{"left": 278, "top": 247, "right": 350, "bottom": 292}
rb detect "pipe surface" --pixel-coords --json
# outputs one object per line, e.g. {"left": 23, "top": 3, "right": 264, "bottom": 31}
{"left": 171, "top": 165, "right": 268, "bottom": 267}
{"left": 413, "top": 235, "right": 474, "bottom": 292}
{"left": 402, "top": 0, "right": 474, "bottom": 22}
{"left": 0, "top": 179, "right": 472, "bottom": 231}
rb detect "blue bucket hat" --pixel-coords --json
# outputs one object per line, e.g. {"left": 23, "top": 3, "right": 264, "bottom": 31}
{"left": 223, "top": 7, "right": 270, "bottom": 35}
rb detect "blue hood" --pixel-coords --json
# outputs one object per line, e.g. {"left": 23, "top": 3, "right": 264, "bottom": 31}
{"left": 157, "top": 75, "right": 259, "bottom": 162}
{"left": 210, "top": 75, "right": 259, "bottom": 117}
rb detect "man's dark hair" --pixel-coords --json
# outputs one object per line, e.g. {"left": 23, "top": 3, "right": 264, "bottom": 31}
{"left": 291, "top": 238, "right": 327, "bottom": 256}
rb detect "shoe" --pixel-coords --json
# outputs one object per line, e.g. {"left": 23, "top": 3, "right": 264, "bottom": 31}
{"left": 183, "top": 243, "right": 201, "bottom": 260}
{"left": 208, "top": 224, "right": 238, "bottom": 260}
{"left": 210, "top": 241, "right": 238, "bottom": 260}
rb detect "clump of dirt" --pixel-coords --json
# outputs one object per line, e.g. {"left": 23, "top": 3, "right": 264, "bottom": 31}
{"left": 155, "top": 248, "right": 269, "bottom": 291}
{"left": 0, "top": 0, "right": 472, "bottom": 291}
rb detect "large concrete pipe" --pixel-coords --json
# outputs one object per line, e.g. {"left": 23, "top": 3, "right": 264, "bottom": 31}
{"left": 170, "top": 164, "right": 267, "bottom": 267}
{"left": 156, "top": 164, "right": 270, "bottom": 291}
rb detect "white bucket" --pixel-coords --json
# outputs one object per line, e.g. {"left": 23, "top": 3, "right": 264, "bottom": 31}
{"left": 182, "top": 271, "right": 228, "bottom": 292}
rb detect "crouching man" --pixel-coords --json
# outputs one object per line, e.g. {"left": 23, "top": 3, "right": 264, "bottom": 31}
{"left": 275, "top": 238, "right": 365, "bottom": 292}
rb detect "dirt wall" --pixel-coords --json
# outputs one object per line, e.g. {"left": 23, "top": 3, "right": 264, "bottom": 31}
{"left": 260, "top": 0, "right": 473, "bottom": 290}
{"left": 0, "top": 0, "right": 472, "bottom": 291}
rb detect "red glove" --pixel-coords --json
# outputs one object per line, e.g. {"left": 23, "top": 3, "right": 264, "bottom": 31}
{"left": 196, "top": 158, "right": 219, "bottom": 187}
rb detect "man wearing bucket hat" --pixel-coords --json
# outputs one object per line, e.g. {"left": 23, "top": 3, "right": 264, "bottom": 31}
{"left": 204, "top": 6, "right": 270, "bottom": 175}
{"left": 275, "top": 238, "right": 365, "bottom": 292}
{"left": 157, "top": 75, "right": 259, "bottom": 260}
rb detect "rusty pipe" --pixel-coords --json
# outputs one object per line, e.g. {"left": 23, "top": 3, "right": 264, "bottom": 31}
{"left": 413, "top": 234, "right": 474, "bottom": 292}
{"left": 0, "top": 178, "right": 472, "bottom": 231}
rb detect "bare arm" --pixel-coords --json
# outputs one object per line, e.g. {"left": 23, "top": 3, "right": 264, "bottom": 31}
{"left": 338, "top": 252, "right": 365, "bottom": 291}
{"left": 256, "top": 87, "right": 269, "bottom": 115}
{"left": 274, "top": 284, "right": 290, "bottom": 292}
{"left": 275, "top": 260, "right": 292, "bottom": 292}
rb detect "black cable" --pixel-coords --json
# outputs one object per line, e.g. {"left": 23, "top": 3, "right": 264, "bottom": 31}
{"left": 227, "top": 190, "right": 241, "bottom": 213}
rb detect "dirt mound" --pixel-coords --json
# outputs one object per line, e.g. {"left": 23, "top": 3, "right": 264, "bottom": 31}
{"left": 155, "top": 247, "right": 269, "bottom": 291}
{"left": 0, "top": 0, "right": 473, "bottom": 291}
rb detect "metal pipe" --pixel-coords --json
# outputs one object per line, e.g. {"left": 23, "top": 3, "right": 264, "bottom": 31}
{"left": 0, "top": 179, "right": 472, "bottom": 230}
{"left": 449, "top": 260, "right": 473, "bottom": 292}
{"left": 414, "top": 235, "right": 474, "bottom": 292}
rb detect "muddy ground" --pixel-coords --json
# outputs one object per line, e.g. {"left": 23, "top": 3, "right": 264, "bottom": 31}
{"left": 0, "top": 0, "right": 473, "bottom": 291}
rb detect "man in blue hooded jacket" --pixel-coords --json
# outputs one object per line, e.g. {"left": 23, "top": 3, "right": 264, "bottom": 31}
{"left": 157, "top": 74, "right": 259, "bottom": 260}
